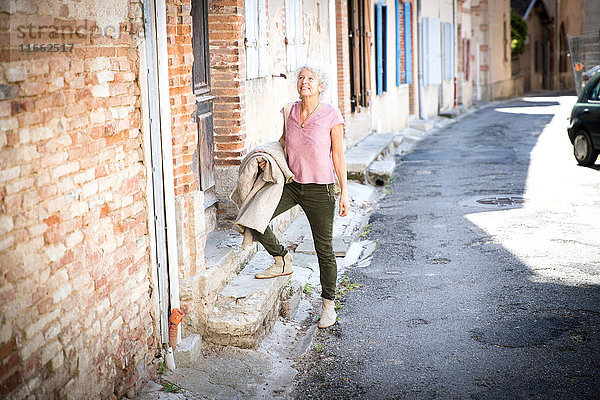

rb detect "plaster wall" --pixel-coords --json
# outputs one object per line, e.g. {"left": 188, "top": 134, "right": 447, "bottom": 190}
{"left": 488, "top": 0, "right": 511, "bottom": 92}
{"left": 245, "top": 0, "right": 334, "bottom": 153}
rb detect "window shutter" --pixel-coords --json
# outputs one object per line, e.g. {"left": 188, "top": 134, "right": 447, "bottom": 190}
{"left": 295, "top": 1, "right": 305, "bottom": 68}
{"left": 404, "top": 1, "right": 412, "bottom": 84}
{"left": 257, "top": 0, "right": 269, "bottom": 77}
{"left": 375, "top": 4, "right": 383, "bottom": 95}
{"left": 395, "top": 0, "right": 401, "bottom": 86}
{"left": 285, "top": 0, "right": 297, "bottom": 71}
{"left": 245, "top": 0, "right": 259, "bottom": 79}
{"left": 362, "top": 0, "right": 372, "bottom": 106}
{"left": 443, "top": 22, "right": 453, "bottom": 80}
{"left": 425, "top": 17, "right": 441, "bottom": 85}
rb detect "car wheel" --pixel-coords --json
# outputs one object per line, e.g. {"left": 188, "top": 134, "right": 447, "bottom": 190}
{"left": 573, "top": 130, "right": 599, "bottom": 166}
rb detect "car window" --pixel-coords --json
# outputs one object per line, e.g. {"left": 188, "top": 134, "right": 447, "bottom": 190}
{"left": 589, "top": 80, "right": 600, "bottom": 101}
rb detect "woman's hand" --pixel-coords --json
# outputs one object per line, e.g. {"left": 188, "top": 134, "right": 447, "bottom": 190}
{"left": 258, "top": 160, "right": 267, "bottom": 170}
{"left": 338, "top": 191, "right": 349, "bottom": 217}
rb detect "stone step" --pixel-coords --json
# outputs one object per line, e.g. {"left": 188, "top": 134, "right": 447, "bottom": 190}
{"left": 409, "top": 119, "right": 434, "bottom": 131}
{"left": 204, "top": 251, "right": 293, "bottom": 348}
{"left": 346, "top": 132, "right": 395, "bottom": 182}
{"left": 366, "top": 159, "right": 395, "bottom": 186}
{"left": 174, "top": 334, "right": 202, "bottom": 368}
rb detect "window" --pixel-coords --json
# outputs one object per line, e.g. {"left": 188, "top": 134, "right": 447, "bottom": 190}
{"left": 443, "top": 22, "right": 454, "bottom": 80}
{"left": 285, "top": 0, "right": 305, "bottom": 72}
{"left": 245, "top": 0, "right": 268, "bottom": 79}
{"left": 589, "top": 81, "right": 600, "bottom": 102}
{"left": 503, "top": 15, "right": 508, "bottom": 62}
{"left": 192, "top": 0, "right": 210, "bottom": 94}
{"left": 348, "top": 0, "right": 372, "bottom": 111}
{"left": 534, "top": 41, "right": 539, "bottom": 73}
{"left": 375, "top": 3, "right": 388, "bottom": 95}
{"left": 423, "top": 17, "right": 442, "bottom": 86}
{"left": 462, "top": 38, "right": 470, "bottom": 81}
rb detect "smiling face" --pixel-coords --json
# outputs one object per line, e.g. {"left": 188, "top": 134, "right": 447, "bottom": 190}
{"left": 297, "top": 68, "right": 323, "bottom": 99}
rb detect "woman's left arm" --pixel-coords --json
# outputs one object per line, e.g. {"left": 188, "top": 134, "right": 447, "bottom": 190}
{"left": 331, "top": 123, "right": 349, "bottom": 217}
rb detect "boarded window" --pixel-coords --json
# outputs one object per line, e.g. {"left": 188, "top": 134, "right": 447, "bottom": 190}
{"left": 246, "top": 0, "right": 269, "bottom": 79}
{"left": 423, "top": 17, "right": 442, "bottom": 85}
{"left": 375, "top": 3, "right": 388, "bottom": 95}
{"left": 348, "top": 0, "right": 373, "bottom": 111}
{"left": 285, "top": 0, "right": 305, "bottom": 71}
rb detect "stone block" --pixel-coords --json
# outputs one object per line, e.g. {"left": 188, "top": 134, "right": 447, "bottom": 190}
{"left": 409, "top": 119, "right": 434, "bottom": 131}
{"left": 205, "top": 251, "right": 291, "bottom": 348}
{"left": 367, "top": 160, "right": 395, "bottom": 186}
{"left": 345, "top": 132, "right": 395, "bottom": 182}
{"left": 173, "top": 334, "right": 202, "bottom": 367}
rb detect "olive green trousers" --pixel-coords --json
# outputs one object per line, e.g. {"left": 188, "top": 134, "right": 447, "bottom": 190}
{"left": 250, "top": 180, "right": 338, "bottom": 300}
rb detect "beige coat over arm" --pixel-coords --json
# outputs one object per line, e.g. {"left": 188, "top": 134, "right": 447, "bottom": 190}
{"left": 230, "top": 142, "right": 294, "bottom": 248}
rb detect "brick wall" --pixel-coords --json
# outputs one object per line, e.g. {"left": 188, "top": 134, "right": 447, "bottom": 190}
{"left": 336, "top": 0, "right": 351, "bottom": 119}
{"left": 209, "top": 0, "right": 247, "bottom": 167}
{"left": 166, "top": 0, "right": 199, "bottom": 197}
{"left": 0, "top": 0, "right": 159, "bottom": 398}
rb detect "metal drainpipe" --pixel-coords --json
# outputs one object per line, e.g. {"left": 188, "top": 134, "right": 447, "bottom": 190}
{"left": 453, "top": 0, "right": 458, "bottom": 108}
{"left": 142, "top": 0, "right": 181, "bottom": 371}
{"left": 417, "top": 0, "right": 424, "bottom": 119}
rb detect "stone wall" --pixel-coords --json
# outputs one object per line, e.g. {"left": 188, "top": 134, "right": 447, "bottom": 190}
{"left": 0, "top": 0, "right": 159, "bottom": 398}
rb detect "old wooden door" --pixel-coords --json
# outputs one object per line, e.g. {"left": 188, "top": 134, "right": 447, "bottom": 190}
{"left": 191, "top": 0, "right": 216, "bottom": 203}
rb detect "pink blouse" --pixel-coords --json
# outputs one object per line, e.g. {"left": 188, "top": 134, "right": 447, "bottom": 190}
{"left": 282, "top": 101, "right": 344, "bottom": 184}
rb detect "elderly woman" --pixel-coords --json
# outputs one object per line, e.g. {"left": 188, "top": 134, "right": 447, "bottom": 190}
{"left": 252, "top": 63, "right": 349, "bottom": 329}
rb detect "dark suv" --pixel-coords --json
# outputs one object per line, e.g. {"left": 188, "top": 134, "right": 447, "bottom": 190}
{"left": 568, "top": 72, "right": 600, "bottom": 166}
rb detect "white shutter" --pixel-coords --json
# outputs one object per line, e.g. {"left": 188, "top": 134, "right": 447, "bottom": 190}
{"left": 245, "top": 0, "right": 259, "bottom": 79}
{"left": 426, "top": 17, "right": 442, "bottom": 86}
{"left": 257, "top": 0, "right": 269, "bottom": 77}
{"left": 285, "top": 0, "right": 297, "bottom": 71}
{"left": 295, "top": 1, "right": 305, "bottom": 68}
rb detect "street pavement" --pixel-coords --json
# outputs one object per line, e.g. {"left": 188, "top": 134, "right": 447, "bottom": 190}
{"left": 293, "top": 93, "right": 600, "bottom": 399}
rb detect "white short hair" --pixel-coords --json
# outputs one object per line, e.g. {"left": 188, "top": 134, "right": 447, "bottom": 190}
{"left": 296, "top": 62, "right": 330, "bottom": 94}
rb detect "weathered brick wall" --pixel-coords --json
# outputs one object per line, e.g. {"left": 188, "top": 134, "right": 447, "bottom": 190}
{"left": 336, "top": 0, "right": 351, "bottom": 120}
{"left": 0, "top": 0, "right": 159, "bottom": 398}
{"left": 164, "top": 0, "right": 211, "bottom": 335}
{"left": 209, "top": 0, "right": 247, "bottom": 224}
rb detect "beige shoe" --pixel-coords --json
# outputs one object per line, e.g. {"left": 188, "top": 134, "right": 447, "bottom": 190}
{"left": 318, "top": 298, "right": 337, "bottom": 329}
{"left": 255, "top": 252, "right": 293, "bottom": 279}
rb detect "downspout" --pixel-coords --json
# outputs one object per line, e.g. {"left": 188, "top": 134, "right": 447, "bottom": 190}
{"left": 142, "top": 0, "right": 181, "bottom": 370}
{"left": 417, "top": 0, "right": 424, "bottom": 119}
{"left": 453, "top": 0, "right": 457, "bottom": 108}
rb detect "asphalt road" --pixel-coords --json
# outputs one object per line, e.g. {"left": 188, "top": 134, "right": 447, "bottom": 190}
{"left": 293, "top": 94, "right": 600, "bottom": 400}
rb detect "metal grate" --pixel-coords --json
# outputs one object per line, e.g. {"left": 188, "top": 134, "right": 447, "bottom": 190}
{"left": 476, "top": 196, "right": 525, "bottom": 207}
{"left": 567, "top": 31, "right": 600, "bottom": 95}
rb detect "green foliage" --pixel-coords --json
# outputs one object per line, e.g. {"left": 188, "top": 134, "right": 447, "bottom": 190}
{"left": 336, "top": 275, "right": 361, "bottom": 299}
{"left": 303, "top": 282, "right": 312, "bottom": 294}
{"left": 359, "top": 224, "right": 372, "bottom": 238}
{"left": 314, "top": 343, "right": 325, "bottom": 352}
{"left": 511, "top": 11, "right": 528, "bottom": 57}
{"left": 162, "top": 381, "right": 181, "bottom": 393}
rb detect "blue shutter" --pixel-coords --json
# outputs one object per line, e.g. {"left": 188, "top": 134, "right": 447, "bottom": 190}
{"left": 395, "top": 0, "right": 400, "bottom": 86}
{"left": 376, "top": 4, "right": 383, "bottom": 96}
{"left": 382, "top": 5, "right": 388, "bottom": 92}
{"left": 404, "top": 1, "right": 412, "bottom": 84}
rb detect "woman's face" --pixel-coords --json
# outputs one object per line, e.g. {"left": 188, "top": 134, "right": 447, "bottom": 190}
{"left": 297, "top": 68, "right": 322, "bottom": 98}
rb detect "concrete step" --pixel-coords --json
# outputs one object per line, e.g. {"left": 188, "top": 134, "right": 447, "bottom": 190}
{"left": 174, "top": 334, "right": 202, "bottom": 367}
{"left": 346, "top": 132, "right": 395, "bottom": 182}
{"left": 204, "top": 251, "right": 294, "bottom": 348}
{"left": 409, "top": 119, "right": 435, "bottom": 131}
{"left": 367, "top": 159, "right": 395, "bottom": 186}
